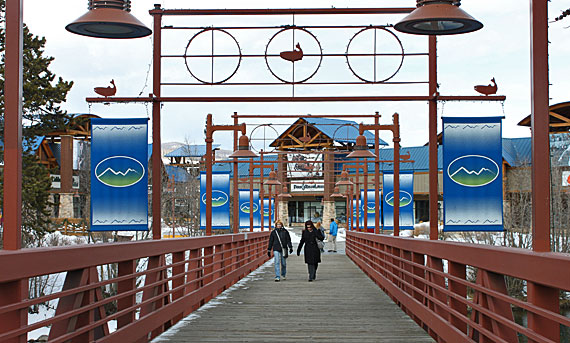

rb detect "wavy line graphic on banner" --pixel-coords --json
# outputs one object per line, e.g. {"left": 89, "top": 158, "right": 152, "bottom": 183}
{"left": 361, "top": 203, "right": 376, "bottom": 213}
{"left": 240, "top": 202, "right": 259, "bottom": 214}
{"left": 201, "top": 191, "right": 229, "bottom": 207}
{"left": 447, "top": 155, "right": 499, "bottom": 187}
{"left": 384, "top": 191, "right": 412, "bottom": 207}
{"left": 95, "top": 156, "right": 145, "bottom": 187}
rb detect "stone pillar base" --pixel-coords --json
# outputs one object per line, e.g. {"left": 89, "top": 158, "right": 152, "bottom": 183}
{"left": 322, "top": 201, "right": 336, "bottom": 231}
{"left": 278, "top": 201, "right": 289, "bottom": 226}
{"left": 59, "top": 193, "right": 74, "bottom": 218}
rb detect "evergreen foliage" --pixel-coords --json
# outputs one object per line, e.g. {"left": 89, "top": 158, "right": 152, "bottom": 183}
{"left": 0, "top": 0, "right": 74, "bottom": 246}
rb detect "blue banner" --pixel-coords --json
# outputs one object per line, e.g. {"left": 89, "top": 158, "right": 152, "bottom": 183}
{"left": 383, "top": 173, "right": 414, "bottom": 230}
{"left": 443, "top": 117, "right": 503, "bottom": 231}
{"left": 348, "top": 198, "right": 363, "bottom": 230}
{"left": 200, "top": 172, "right": 231, "bottom": 230}
{"left": 360, "top": 189, "right": 378, "bottom": 229}
{"left": 261, "top": 198, "right": 275, "bottom": 226}
{"left": 239, "top": 189, "right": 261, "bottom": 228}
{"left": 90, "top": 118, "right": 148, "bottom": 231}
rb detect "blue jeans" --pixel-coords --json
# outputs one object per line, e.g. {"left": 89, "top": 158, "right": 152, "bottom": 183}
{"left": 273, "top": 250, "right": 287, "bottom": 279}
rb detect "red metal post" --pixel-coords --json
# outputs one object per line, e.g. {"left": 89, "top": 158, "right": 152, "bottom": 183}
{"left": 374, "top": 113, "right": 381, "bottom": 234}
{"left": 205, "top": 114, "right": 213, "bottom": 236}
{"left": 0, "top": 1, "right": 26, "bottom": 342}
{"left": 363, "top": 159, "right": 368, "bottom": 231}
{"left": 530, "top": 0, "right": 551, "bottom": 253}
{"left": 151, "top": 6, "right": 163, "bottom": 240}
{"left": 428, "top": 35, "right": 439, "bottom": 240}
{"left": 528, "top": 1, "right": 559, "bottom": 341}
{"left": 393, "top": 113, "right": 400, "bottom": 237}
{"left": 260, "top": 152, "right": 264, "bottom": 231}
{"left": 233, "top": 113, "right": 239, "bottom": 234}
{"left": 355, "top": 168, "right": 360, "bottom": 231}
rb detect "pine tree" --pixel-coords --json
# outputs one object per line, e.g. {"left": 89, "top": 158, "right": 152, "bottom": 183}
{"left": 0, "top": 0, "right": 74, "bottom": 247}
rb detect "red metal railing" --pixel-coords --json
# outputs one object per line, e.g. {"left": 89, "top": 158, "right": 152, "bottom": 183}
{"left": 0, "top": 232, "right": 269, "bottom": 342}
{"left": 346, "top": 232, "right": 570, "bottom": 343}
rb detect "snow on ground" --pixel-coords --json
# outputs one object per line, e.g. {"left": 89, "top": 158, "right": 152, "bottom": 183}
{"left": 151, "top": 259, "right": 273, "bottom": 342}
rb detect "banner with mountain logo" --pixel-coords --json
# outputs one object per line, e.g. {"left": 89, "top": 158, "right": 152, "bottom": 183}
{"left": 90, "top": 118, "right": 148, "bottom": 231}
{"left": 382, "top": 173, "right": 414, "bottom": 231}
{"left": 200, "top": 172, "right": 231, "bottom": 230}
{"left": 239, "top": 189, "right": 261, "bottom": 228}
{"left": 261, "top": 198, "right": 275, "bottom": 227}
{"left": 443, "top": 117, "right": 503, "bottom": 232}
{"left": 360, "top": 189, "right": 378, "bottom": 230}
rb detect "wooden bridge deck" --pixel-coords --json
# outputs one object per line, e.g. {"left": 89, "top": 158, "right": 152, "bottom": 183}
{"left": 153, "top": 241, "right": 433, "bottom": 342}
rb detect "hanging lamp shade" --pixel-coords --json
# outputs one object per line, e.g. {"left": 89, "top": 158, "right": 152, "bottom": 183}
{"left": 336, "top": 171, "right": 354, "bottom": 186}
{"left": 229, "top": 135, "right": 258, "bottom": 158}
{"left": 346, "top": 135, "right": 376, "bottom": 159}
{"left": 264, "top": 171, "right": 282, "bottom": 186}
{"left": 66, "top": 0, "right": 152, "bottom": 39}
{"left": 394, "top": 0, "right": 483, "bottom": 36}
{"left": 331, "top": 187, "right": 346, "bottom": 199}
{"left": 278, "top": 186, "right": 292, "bottom": 198}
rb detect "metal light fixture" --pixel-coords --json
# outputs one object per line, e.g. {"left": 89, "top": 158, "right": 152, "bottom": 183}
{"left": 66, "top": 0, "right": 152, "bottom": 39}
{"left": 264, "top": 170, "right": 282, "bottom": 186}
{"left": 394, "top": 0, "right": 483, "bottom": 36}
{"left": 346, "top": 135, "right": 376, "bottom": 159}
{"left": 331, "top": 187, "right": 346, "bottom": 199}
{"left": 336, "top": 171, "right": 354, "bottom": 186}
{"left": 228, "top": 135, "right": 258, "bottom": 158}
{"left": 278, "top": 185, "right": 292, "bottom": 198}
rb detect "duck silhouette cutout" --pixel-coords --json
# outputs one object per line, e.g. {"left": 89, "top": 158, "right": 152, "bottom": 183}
{"left": 94, "top": 80, "right": 116, "bottom": 97}
{"left": 400, "top": 151, "right": 411, "bottom": 161}
{"left": 474, "top": 78, "right": 497, "bottom": 96}
{"left": 280, "top": 43, "right": 303, "bottom": 62}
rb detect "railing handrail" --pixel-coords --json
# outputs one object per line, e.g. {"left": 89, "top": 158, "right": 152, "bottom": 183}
{"left": 348, "top": 231, "right": 570, "bottom": 290}
{"left": 0, "top": 232, "right": 267, "bottom": 283}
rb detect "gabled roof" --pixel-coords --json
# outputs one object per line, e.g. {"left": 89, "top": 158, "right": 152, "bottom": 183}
{"left": 302, "top": 117, "right": 388, "bottom": 146}
{"left": 269, "top": 117, "right": 388, "bottom": 148}
{"left": 518, "top": 102, "right": 570, "bottom": 133}
{"left": 166, "top": 144, "right": 219, "bottom": 158}
{"left": 0, "top": 136, "right": 45, "bottom": 153}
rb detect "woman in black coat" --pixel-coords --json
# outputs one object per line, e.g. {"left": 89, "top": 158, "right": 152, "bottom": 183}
{"left": 296, "top": 220, "right": 325, "bottom": 282}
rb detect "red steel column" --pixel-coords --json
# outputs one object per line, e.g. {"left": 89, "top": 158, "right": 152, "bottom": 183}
{"left": 233, "top": 113, "right": 239, "bottom": 234}
{"left": 60, "top": 135, "right": 74, "bottom": 193}
{"left": 151, "top": 5, "right": 163, "bottom": 240}
{"left": 374, "top": 112, "right": 380, "bottom": 234}
{"left": 528, "top": 1, "right": 559, "bottom": 341}
{"left": 393, "top": 113, "right": 400, "bottom": 237}
{"left": 205, "top": 114, "right": 213, "bottom": 236}
{"left": 0, "top": 0, "right": 26, "bottom": 341}
{"left": 428, "top": 35, "right": 439, "bottom": 240}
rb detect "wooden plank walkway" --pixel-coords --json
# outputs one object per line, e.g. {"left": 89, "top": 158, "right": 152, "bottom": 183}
{"left": 153, "top": 239, "right": 433, "bottom": 342}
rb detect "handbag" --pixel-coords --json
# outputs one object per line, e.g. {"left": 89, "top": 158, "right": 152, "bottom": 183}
{"left": 316, "top": 230, "right": 325, "bottom": 249}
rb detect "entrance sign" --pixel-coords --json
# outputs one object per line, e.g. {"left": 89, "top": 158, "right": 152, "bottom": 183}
{"left": 443, "top": 117, "right": 503, "bottom": 232}
{"left": 288, "top": 153, "right": 323, "bottom": 178}
{"left": 383, "top": 173, "right": 414, "bottom": 230}
{"left": 90, "top": 118, "right": 148, "bottom": 231}
{"left": 291, "top": 180, "right": 325, "bottom": 192}
{"left": 239, "top": 189, "right": 261, "bottom": 228}
{"left": 200, "top": 172, "right": 231, "bottom": 230}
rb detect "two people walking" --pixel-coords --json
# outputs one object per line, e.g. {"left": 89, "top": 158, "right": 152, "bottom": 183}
{"left": 267, "top": 218, "right": 337, "bottom": 282}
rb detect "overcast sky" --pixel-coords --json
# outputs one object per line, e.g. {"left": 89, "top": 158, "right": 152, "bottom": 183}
{"left": 20, "top": 0, "right": 570, "bottom": 150}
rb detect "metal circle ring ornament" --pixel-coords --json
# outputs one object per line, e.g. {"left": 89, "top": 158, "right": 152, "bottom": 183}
{"left": 345, "top": 27, "right": 405, "bottom": 83}
{"left": 249, "top": 124, "right": 280, "bottom": 153}
{"left": 264, "top": 27, "right": 323, "bottom": 84}
{"left": 184, "top": 28, "right": 242, "bottom": 84}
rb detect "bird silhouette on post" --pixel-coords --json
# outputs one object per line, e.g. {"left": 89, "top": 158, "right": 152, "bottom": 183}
{"left": 474, "top": 77, "right": 497, "bottom": 96}
{"left": 400, "top": 151, "right": 411, "bottom": 161}
{"left": 280, "top": 43, "right": 303, "bottom": 62}
{"left": 94, "top": 80, "right": 117, "bottom": 98}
